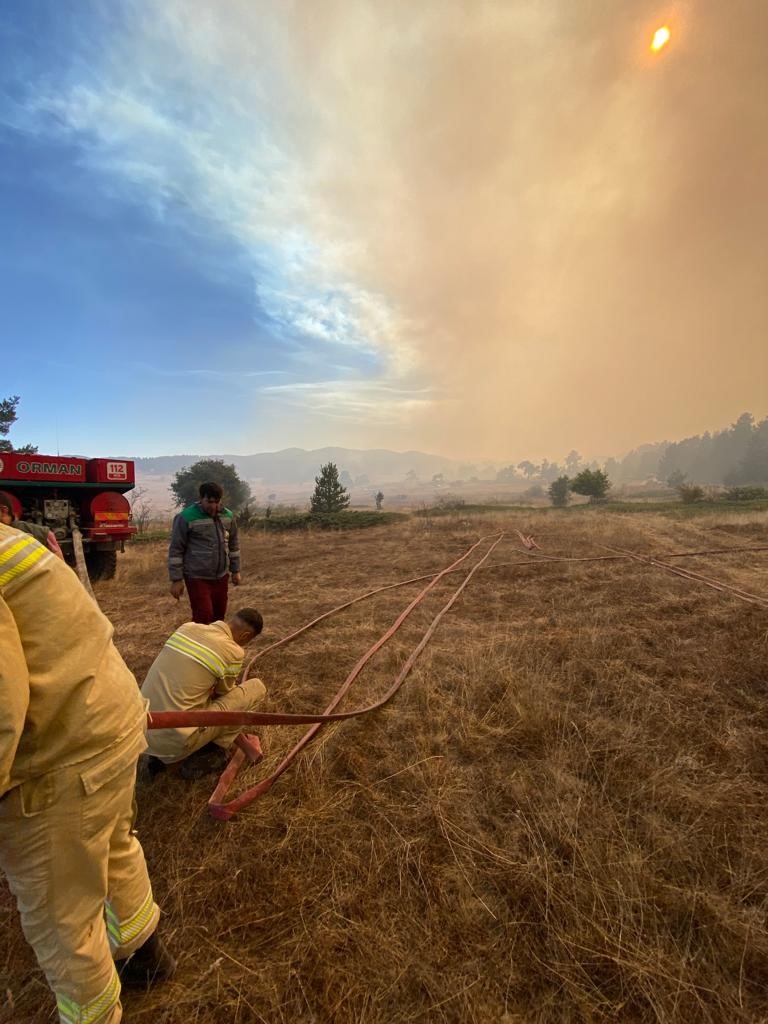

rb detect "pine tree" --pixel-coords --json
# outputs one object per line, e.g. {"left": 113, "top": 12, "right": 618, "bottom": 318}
{"left": 310, "top": 462, "right": 350, "bottom": 514}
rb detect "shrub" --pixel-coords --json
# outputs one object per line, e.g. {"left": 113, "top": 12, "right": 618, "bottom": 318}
{"left": 678, "top": 484, "right": 705, "bottom": 504}
{"left": 548, "top": 476, "right": 571, "bottom": 507}
{"left": 723, "top": 486, "right": 768, "bottom": 502}
{"left": 435, "top": 495, "right": 466, "bottom": 510}
{"left": 570, "top": 468, "right": 611, "bottom": 503}
{"left": 522, "top": 484, "right": 545, "bottom": 499}
{"left": 258, "top": 510, "right": 404, "bottom": 532}
{"left": 236, "top": 502, "right": 260, "bottom": 531}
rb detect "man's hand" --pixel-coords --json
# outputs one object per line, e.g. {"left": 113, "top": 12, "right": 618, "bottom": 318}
{"left": 170, "top": 580, "right": 185, "bottom": 601}
{"left": 231, "top": 572, "right": 242, "bottom": 587}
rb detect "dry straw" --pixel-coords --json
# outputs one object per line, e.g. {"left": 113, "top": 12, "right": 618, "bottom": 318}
{"left": 1, "top": 509, "right": 767, "bottom": 1022}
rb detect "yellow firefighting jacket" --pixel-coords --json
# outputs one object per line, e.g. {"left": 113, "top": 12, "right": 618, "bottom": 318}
{"left": 0, "top": 524, "right": 147, "bottom": 798}
{"left": 140, "top": 621, "right": 247, "bottom": 759}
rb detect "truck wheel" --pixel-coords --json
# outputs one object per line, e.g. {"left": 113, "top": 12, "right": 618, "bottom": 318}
{"left": 86, "top": 550, "right": 118, "bottom": 581}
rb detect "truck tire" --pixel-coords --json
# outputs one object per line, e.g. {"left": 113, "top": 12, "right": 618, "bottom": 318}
{"left": 86, "top": 550, "right": 118, "bottom": 581}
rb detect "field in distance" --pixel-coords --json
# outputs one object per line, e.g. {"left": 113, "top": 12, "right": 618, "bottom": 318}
{"left": 2, "top": 507, "right": 767, "bottom": 1023}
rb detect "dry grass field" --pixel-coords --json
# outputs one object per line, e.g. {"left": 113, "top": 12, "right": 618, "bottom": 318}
{"left": 2, "top": 508, "right": 768, "bottom": 1023}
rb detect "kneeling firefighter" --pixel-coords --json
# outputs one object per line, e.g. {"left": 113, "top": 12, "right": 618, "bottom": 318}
{"left": 0, "top": 522, "right": 174, "bottom": 1024}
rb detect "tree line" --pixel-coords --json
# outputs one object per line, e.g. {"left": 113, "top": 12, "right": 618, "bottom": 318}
{"left": 495, "top": 412, "right": 768, "bottom": 489}
{"left": 4, "top": 395, "right": 766, "bottom": 507}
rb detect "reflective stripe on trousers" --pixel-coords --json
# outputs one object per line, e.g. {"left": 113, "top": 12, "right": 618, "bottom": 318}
{"left": 0, "top": 744, "right": 160, "bottom": 1023}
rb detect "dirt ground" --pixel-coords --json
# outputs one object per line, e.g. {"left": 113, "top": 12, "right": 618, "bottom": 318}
{"left": 1, "top": 508, "right": 767, "bottom": 1023}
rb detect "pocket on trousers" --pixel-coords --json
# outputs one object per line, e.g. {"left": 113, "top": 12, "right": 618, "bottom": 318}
{"left": 80, "top": 760, "right": 136, "bottom": 841}
{"left": 79, "top": 732, "right": 144, "bottom": 797}
{"left": 15, "top": 774, "right": 56, "bottom": 817}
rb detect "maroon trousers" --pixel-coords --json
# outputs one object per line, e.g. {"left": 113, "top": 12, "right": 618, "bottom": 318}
{"left": 184, "top": 575, "right": 229, "bottom": 624}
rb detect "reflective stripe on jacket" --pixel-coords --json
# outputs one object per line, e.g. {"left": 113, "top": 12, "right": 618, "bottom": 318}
{"left": 0, "top": 524, "right": 146, "bottom": 797}
{"left": 140, "top": 620, "right": 246, "bottom": 760}
{"left": 167, "top": 503, "right": 240, "bottom": 581}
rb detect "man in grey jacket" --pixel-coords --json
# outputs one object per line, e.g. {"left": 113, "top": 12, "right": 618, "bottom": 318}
{"left": 167, "top": 481, "right": 241, "bottom": 624}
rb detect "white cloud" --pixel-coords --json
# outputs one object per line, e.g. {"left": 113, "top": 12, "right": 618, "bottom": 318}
{"left": 260, "top": 379, "right": 436, "bottom": 424}
{"left": 12, "top": 5, "right": 421, "bottom": 407}
{"left": 5, "top": 0, "right": 766, "bottom": 458}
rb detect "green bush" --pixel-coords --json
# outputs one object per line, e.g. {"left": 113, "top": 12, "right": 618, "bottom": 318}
{"left": 260, "top": 512, "right": 311, "bottom": 532}
{"left": 236, "top": 502, "right": 260, "bottom": 531}
{"left": 259, "top": 511, "right": 405, "bottom": 532}
{"left": 434, "top": 496, "right": 466, "bottom": 511}
{"left": 570, "top": 468, "right": 611, "bottom": 503}
{"left": 548, "top": 476, "right": 571, "bottom": 507}
{"left": 678, "top": 484, "right": 705, "bottom": 504}
{"left": 723, "top": 486, "right": 768, "bottom": 501}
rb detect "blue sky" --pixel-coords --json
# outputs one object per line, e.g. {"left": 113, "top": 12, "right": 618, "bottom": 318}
{"left": 0, "top": 1, "right": 426, "bottom": 456}
{"left": 1, "top": 1, "right": 765, "bottom": 460}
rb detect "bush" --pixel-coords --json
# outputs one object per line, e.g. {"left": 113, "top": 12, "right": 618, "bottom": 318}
{"left": 236, "top": 502, "right": 261, "bottom": 531}
{"left": 548, "top": 476, "right": 571, "bottom": 508}
{"left": 723, "top": 486, "right": 768, "bottom": 502}
{"left": 261, "top": 512, "right": 313, "bottom": 532}
{"left": 570, "top": 468, "right": 611, "bottom": 503}
{"left": 435, "top": 495, "right": 466, "bottom": 510}
{"left": 258, "top": 511, "right": 404, "bottom": 532}
{"left": 678, "top": 484, "right": 705, "bottom": 504}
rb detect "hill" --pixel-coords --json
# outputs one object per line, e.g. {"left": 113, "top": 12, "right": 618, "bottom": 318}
{"left": 133, "top": 448, "right": 494, "bottom": 487}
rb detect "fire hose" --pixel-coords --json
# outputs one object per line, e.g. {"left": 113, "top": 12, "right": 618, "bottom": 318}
{"left": 600, "top": 543, "right": 768, "bottom": 607}
{"left": 238, "top": 542, "right": 768, "bottom": 673}
{"left": 147, "top": 534, "right": 504, "bottom": 820}
{"left": 145, "top": 532, "right": 766, "bottom": 820}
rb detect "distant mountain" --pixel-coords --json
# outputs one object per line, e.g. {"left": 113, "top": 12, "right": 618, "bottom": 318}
{"left": 131, "top": 412, "right": 768, "bottom": 496}
{"left": 132, "top": 447, "right": 499, "bottom": 486}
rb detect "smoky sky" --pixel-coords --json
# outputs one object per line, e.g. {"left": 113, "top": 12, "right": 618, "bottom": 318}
{"left": 275, "top": 0, "right": 768, "bottom": 457}
{"left": 4, "top": 0, "right": 766, "bottom": 460}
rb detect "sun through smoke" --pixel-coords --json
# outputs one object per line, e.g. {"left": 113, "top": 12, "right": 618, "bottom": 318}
{"left": 651, "top": 25, "right": 671, "bottom": 52}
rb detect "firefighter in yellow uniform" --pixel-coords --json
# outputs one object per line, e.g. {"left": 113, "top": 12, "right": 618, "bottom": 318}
{"left": 141, "top": 609, "right": 265, "bottom": 777}
{"left": 0, "top": 523, "right": 174, "bottom": 1024}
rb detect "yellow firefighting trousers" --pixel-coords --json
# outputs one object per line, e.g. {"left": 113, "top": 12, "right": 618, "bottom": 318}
{"left": 0, "top": 737, "right": 159, "bottom": 1024}
{"left": 153, "top": 676, "right": 267, "bottom": 763}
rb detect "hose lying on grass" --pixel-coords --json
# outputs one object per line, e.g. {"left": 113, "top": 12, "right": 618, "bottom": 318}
{"left": 148, "top": 534, "right": 504, "bottom": 820}
{"left": 147, "top": 533, "right": 766, "bottom": 819}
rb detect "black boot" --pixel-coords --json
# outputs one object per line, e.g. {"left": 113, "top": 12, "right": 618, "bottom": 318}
{"left": 118, "top": 930, "right": 177, "bottom": 988}
{"left": 137, "top": 753, "right": 167, "bottom": 784}
{"left": 179, "top": 742, "right": 230, "bottom": 780}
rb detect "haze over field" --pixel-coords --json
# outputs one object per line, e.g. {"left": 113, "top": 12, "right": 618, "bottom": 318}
{"left": 1, "top": 1, "right": 766, "bottom": 460}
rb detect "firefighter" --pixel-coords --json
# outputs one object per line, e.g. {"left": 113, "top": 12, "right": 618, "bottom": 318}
{"left": 141, "top": 608, "right": 266, "bottom": 778}
{"left": 0, "top": 522, "right": 175, "bottom": 1024}
{"left": 167, "top": 480, "right": 241, "bottom": 624}
{"left": 0, "top": 492, "right": 64, "bottom": 559}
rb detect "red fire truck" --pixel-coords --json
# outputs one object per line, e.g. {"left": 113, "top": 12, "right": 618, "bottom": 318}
{"left": 0, "top": 452, "right": 137, "bottom": 580}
